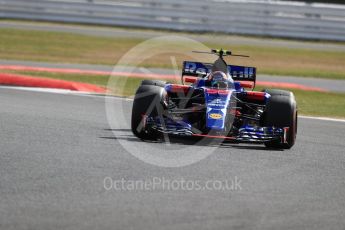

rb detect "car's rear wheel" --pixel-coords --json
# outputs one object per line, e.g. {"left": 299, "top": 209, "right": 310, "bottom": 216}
{"left": 262, "top": 89, "right": 297, "bottom": 149}
{"left": 131, "top": 85, "right": 166, "bottom": 140}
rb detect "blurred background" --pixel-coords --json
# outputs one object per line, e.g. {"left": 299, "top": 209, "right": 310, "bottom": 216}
{"left": 0, "top": 0, "right": 344, "bottom": 117}
{"left": 1, "top": 0, "right": 344, "bottom": 40}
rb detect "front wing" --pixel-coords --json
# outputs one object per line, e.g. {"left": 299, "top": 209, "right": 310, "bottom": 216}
{"left": 144, "top": 116, "right": 289, "bottom": 144}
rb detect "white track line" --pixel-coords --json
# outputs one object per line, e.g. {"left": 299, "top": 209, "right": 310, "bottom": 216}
{"left": 2, "top": 86, "right": 345, "bottom": 123}
{"left": 299, "top": 115, "right": 345, "bottom": 123}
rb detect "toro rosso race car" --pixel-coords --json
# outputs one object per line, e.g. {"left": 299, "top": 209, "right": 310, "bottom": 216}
{"left": 131, "top": 49, "right": 297, "bottom": 149}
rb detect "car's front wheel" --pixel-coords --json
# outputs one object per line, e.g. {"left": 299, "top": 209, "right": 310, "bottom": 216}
{"left": 262, "top": 89, "right": 297, "bottom": 149}
{"left": 131, "top": 85, "right": 166, "bottom": 140}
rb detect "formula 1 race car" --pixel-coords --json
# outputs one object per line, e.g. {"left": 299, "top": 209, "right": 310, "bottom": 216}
{"left": 131, "top": 49, "right": 297, "bottom": 149}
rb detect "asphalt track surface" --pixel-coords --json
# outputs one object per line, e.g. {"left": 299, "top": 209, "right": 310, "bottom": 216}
{"left": 1, "top": 87, "right": 345, "bottom": 230}
{"left": 1, "top": 59, "right": 345, "bottom": 93}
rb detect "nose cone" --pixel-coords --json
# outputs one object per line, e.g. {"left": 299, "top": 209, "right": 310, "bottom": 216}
{"left": 204, "top": 88, "right": 233, "bottom": 131}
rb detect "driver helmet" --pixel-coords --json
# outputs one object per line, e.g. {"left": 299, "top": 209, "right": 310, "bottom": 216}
{"left": 207, "top": 71, "right": 229, "bottom": 89}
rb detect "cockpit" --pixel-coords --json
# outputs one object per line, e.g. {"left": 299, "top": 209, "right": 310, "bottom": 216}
{"left": 204, "top": 71, "right": 234, "bottom": 89}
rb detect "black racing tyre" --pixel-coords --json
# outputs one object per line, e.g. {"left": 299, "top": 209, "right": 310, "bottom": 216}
{"left": 262, "top": 89, "right": 297, "bottom": 149}
{"left": 131, "top": 85, "right": 166, "bottom": 140}
{"left": 141, "top": 80, "right": 166, "bottom": 87}
{"left": 262, "top": 89, "right": 291, "bottom": 97}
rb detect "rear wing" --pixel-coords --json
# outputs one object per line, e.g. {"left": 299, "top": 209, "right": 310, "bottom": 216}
{"left": 182, "top": 61, "right": 256, "bottom": 83}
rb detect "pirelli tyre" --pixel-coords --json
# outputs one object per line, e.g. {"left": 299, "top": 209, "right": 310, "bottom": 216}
{"left": 262, "top": 89, "right": 297, "bottom": 149}
{"left": 131, "top": 85, "right": 166, "bottom": 140}
{"left": 141, "top": 80, "right": 167, "bottom": 88}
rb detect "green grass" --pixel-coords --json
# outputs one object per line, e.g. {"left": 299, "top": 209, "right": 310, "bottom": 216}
{"left": 2, "top": 70, "right": 345, "bottom": 118}
{"left": 1, "top": 28, "right": 345, "bottom": 79}
{"left": 292, "top": 90, "right": 345, "bottom": 118}
{"left": 254, "top": 87, "right": 345, "bottom": 118}
{"left": 0, "top": 28, "right": 142, "bottom": 65}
